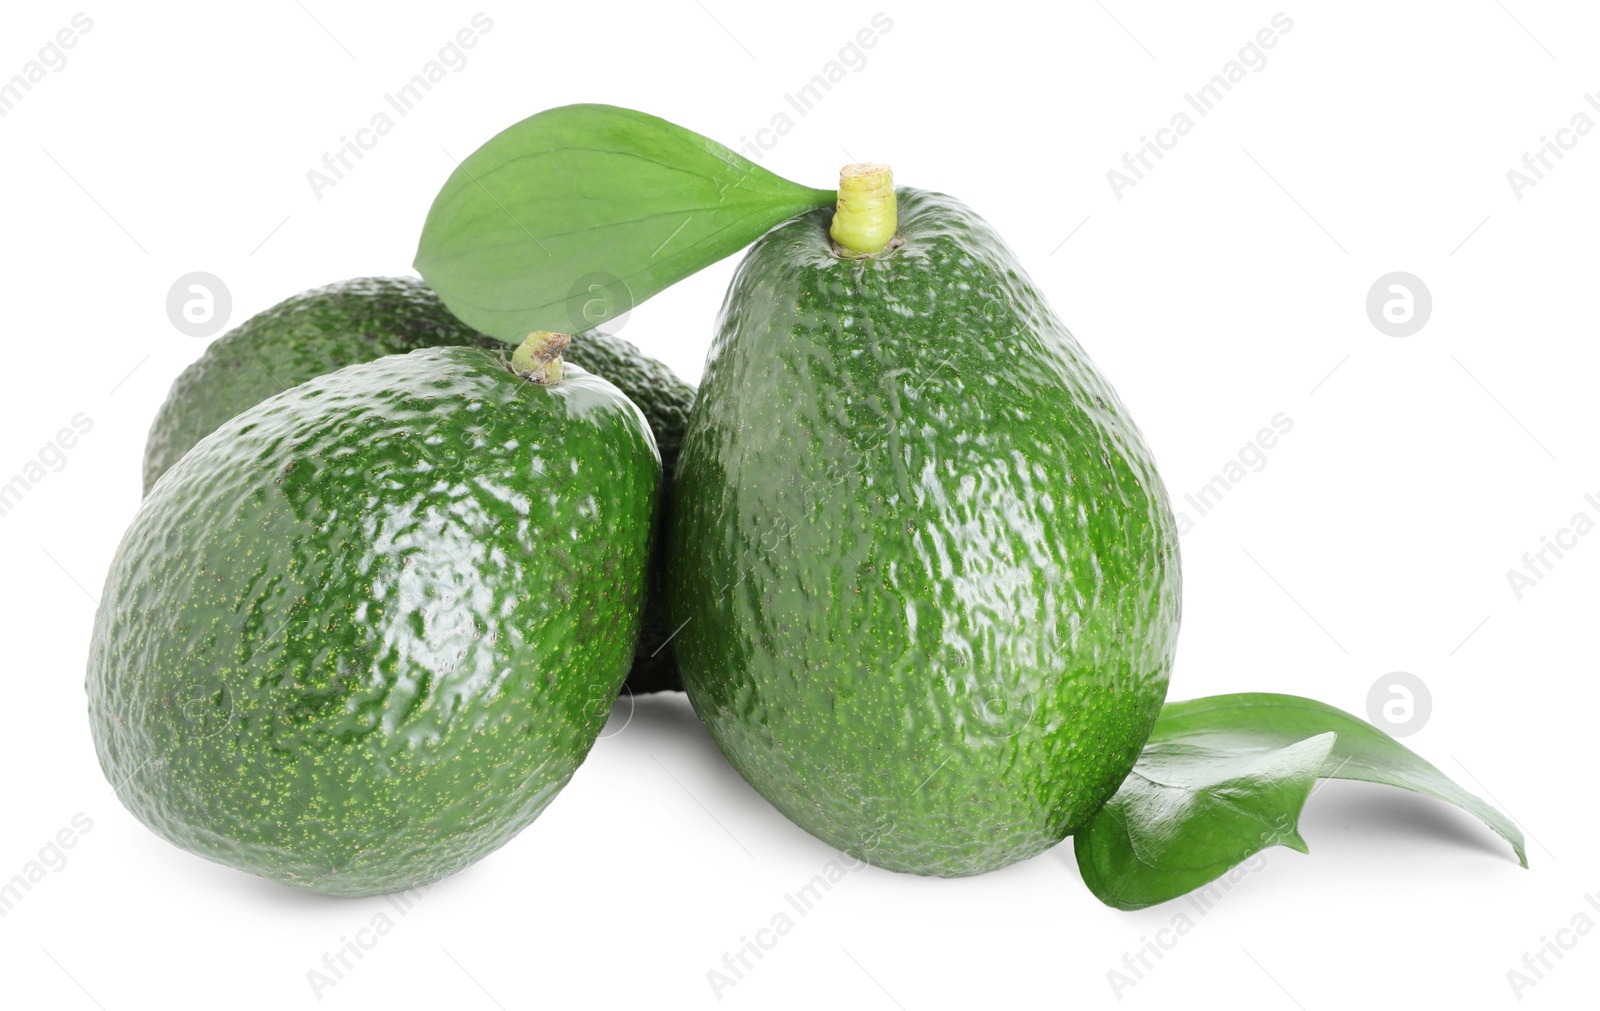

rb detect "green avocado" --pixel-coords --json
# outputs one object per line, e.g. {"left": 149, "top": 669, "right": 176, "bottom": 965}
{"left": 667, "top": 185, "right": 1182, "bottom": 877}
{"left": 141, "top": 276, "right": 500, "bottom": 495}
{"left": 552, "top": 330, "right": 695, "bottom": 694}
{"left": 89, "top": 342, "right": 659, "bottom": 895}
{"left": 142, "top": 275, "right": 695, "bottom": 693}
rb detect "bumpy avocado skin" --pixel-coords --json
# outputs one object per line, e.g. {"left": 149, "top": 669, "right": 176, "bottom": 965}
{"left": 90, "top": 347, "right": 659, "bottom": 896}
{"left": 141, "top": 276, "right": 501, "bottom": 495}
{"left": 563, "top": 333, "right": 695, "bottom": 694}
{"left": 667, "top": 189, "right": 1182, "bottom": 877}
{"left": 141, "top": 276, "right": 695, "bottom": 693}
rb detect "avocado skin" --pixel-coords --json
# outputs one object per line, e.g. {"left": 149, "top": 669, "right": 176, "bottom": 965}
{"left": 667, "top": 189, "right": 1181, "bottom": 877}
{"left": 90, "top": 347, "right": 658, "bottom": 895}
{"left": 141, "top": 276, "right": 501, "bottom": 495}
{"left": 141, "top": 276, "right": 695, "bottom": 693}
{"left": 558, "top": 334, "right": 695, "bottom": 694}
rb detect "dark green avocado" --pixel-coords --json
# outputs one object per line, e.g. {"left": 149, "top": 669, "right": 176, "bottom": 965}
{"left": 667, "top": 187, "right": 1182, "bottom": 876}
{"left": 141, "top": 276, "right": 696, "bottom": 693}
{"left": 89, "top": 344, "right": 659, "bottom": 895}
{"left": 141, "top": 276, "right": 501, "bottom": 494}
{"left": 559, "top": 333, "right": 695, "bottom": 693}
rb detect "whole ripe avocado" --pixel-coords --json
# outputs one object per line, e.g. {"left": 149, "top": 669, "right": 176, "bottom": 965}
{"left": 667, "top": 185, "right": 1182, "bottom": 876}
{"left": 89, "top": 344, "right": 659, "bottom": 895}
{"left": 142, "top": 275, "right": 695, "bottom": 693}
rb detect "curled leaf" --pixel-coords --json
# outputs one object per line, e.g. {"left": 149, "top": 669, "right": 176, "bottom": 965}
{"left": 1075, "top": 693, "right": 1527, "bottom": 910}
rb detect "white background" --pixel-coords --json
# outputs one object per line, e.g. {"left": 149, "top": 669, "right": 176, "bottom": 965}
{"left": 1, "top": 2, "right": 1594, "bottom": 1008}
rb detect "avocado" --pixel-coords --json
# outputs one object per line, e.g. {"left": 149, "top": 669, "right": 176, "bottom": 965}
{"left": 555, "top": 332, "right": 695, "bottom": 694}
{"left": 142, "top": 275, "right": 696, "bottom": 693}
{"left": 141, "top": 276, "right": 501, "bottom": 494}
{"left": 88, "top": 339, "right": 659, "bottom": 895}
{"left": 667, "top": 182, "right": 1182, "bottom": 877}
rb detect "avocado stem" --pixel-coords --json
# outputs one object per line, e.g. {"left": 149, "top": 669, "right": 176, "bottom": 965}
{"left": 510, "top": 330, "right": 571, "bottom": 385}
{"left": 830, "top": 163, "right": 897, "bottom": 256}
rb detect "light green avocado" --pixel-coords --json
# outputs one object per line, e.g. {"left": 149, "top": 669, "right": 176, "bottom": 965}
{"left": 667, "top": 182, "right": 1182, "bottom": 876}
{"left": 90, "top": 341, "right": 659, "bottom": 895}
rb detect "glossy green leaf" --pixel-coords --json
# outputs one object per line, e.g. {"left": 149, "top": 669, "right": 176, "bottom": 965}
{"left": 1075, "top": 730, "right": 1334, "bottom": 910}
{"left": 414, "top": 104, "right": 836, "bottom": 341}
{"left": 1145, "top": 693, "right": 1527, "bottom": 865}
{"left": 1075, "top": 693, "right": 1528, "bottom": 910}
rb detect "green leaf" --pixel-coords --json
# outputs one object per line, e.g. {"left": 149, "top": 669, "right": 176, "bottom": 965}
{"left": 414, "top": 104, "right": 836, "bottom": 341}
{"left": 1075, "top": 693, "right": 1528, "bottom": 910}
{"left": 1074, "top": 730, "right": 1334, "bottom": 910}
{"left": 1148, "top": 693, "right": 1527, "bottom": 864}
